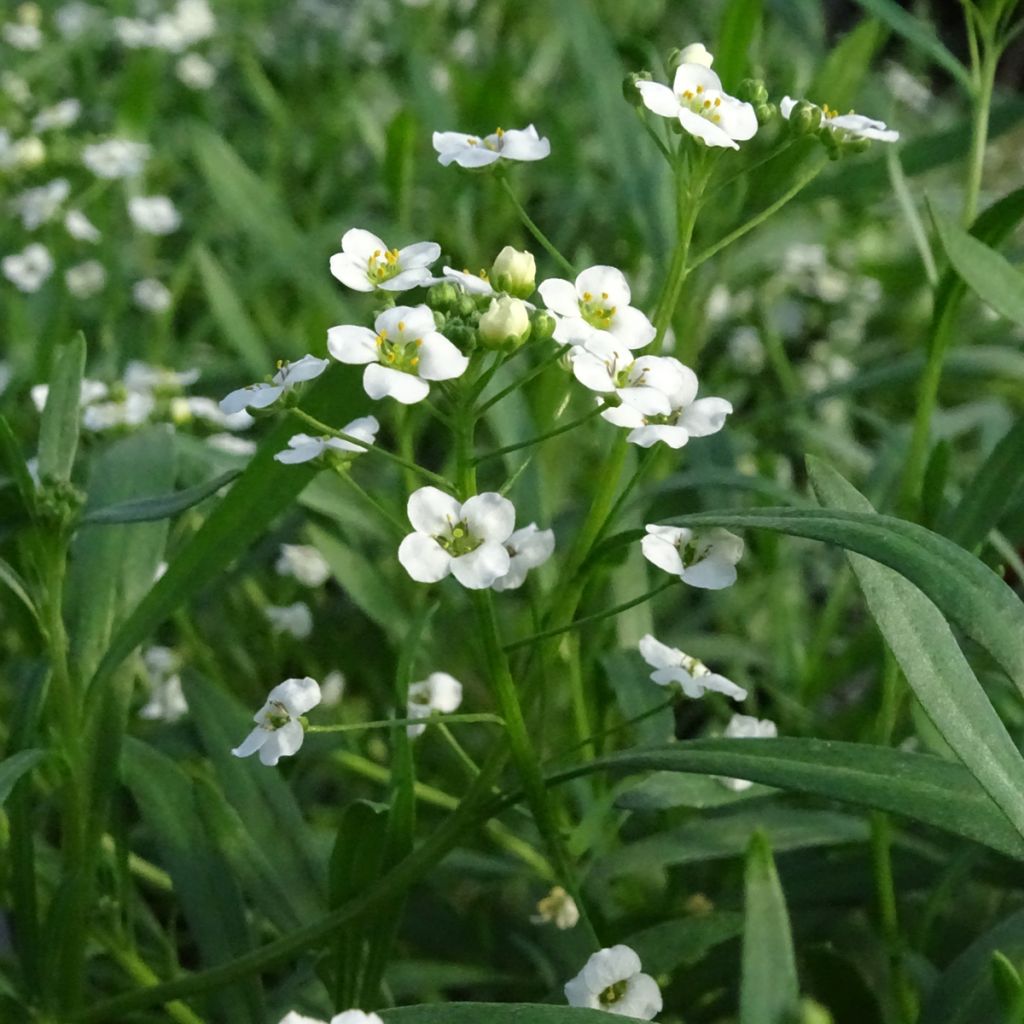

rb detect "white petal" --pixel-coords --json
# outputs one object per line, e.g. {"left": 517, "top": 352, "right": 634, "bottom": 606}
{"left": 328, "top": 325, "right": 379, "bottom": 365}
{"left": 780, "top": 96, "right": 798, "bottom": 119}
{"left": 537, "top": 278, "right": 581, "bottom": 318}
{"left": 678, "top": 107, "right": 740, "bottom": 150}
{"left": 399, "top": 304, "right": 437, "bottom": 337}
{"left": 378, "top": 267, "right": 435, "bottom": 291}
{"left": 620, "top": 973, "right": 663, "bottom": 1020}
{"left": 637, "top": 80, "right": 682, "bottom": 118}
{"left": 340, "top": 414, "right": 380, "bottom": 447}
{"left": 704, "top": 673, "right": 748, "bottom": 701}
{"left": 571, "top": 349, "right": 615, "bottom": 393}
{"left": 443, "top": 266, "right": 495, "bottom": 295}
{"left": 718, "top": 98, "right": 759, "bottom": 142}
{"left": 259, "top": 719, "right": 304, "bottom": 765}
{"left": 642, "top": 532, "right": 685, "bottom": 576}
{"left": 280, "top": 355, "right": 329, "bottom": 384}
{"left": 609, "top": 305, "right": 656, "bottom": 349}
{"left": 363, "top": 364, "right": 429, "bottom": 404}
{"left": 582, "top": 945, "right": 642, "bottom": 993}
{"left": 628, "top": 424, "right": 690, "bottom": 448}
{"left": 509, "top": 524, "right": 555, "bottom": 568}
{"left": 638, "top": 633, "right": 681, "bottom": 670}
{"left": 342, "top": 227, "right": 389, "bottom": 260}
{"left": 329, "top": 253, "right": 374, "bottom": 291}
{"left": 601, "top": 404, "right": 646, "bottom": 430}
{"left": 267, "top": 676, "right": 321, "bottom": 716}
{"left": 672, "top": 64, "right": 724, "bottom": 96}
{"left": 499, "top": 127, "right": 551, "bottom": 161}
{"left": 617, "top": 385, "right": 671, "bottom": 416}
{"left": 576, "top": 266, "right": 630, "bottom": 307}
{"left": 682, "top": 556, "right": 738, "bottom": 590}
{"left": 450, "top": 541, "right": 511, "bottom": 589}
{"left": 232, "top": 727, "right": 270, "bottom": 759}
{"left": 564, "top": 975, "right": 598, "bottom": 1009}
{"left": 681, "top": 396, "right": 732, "bottom": 437}
{"left": 407, "top": 486, "right": 462, "bottom": 534}
{"left": 462, "top": 492, "right": 516, "bottom": 543}
{"left": 398, "top": 533, "right": 452, "bottom": 583}
{"left": 417, "top": 333, "right": 469, "bottom": 381}
{"left": 398, "top": 241, "right": 441, "bottom": 268}
{"left": 425, "top": 672, "right": 463, "bottom": 712}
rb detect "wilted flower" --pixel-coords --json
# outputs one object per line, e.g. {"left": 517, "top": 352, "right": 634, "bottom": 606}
{"left": 275, "top": 544, "right": 331, "bottom": 588}
{"left": 642, "top": 525, "right": 744, "bottom": 589}
{"left": 274, "top": 415, "right": 379, "bottom": 465}
{"left": 12, "top": 179, "right": 70, "bottom": 230}
{"left": 492, "top": 523, "right": 555, "bottom": 592}
{"left": 432, "top": 124, "right": 550, "bottom": 168}
{"left": 539, "top": 266, "right": 655, "bottom": 349}
{"left": 264, "top": 602, "right": 314, "bottom": 640}
{"left": 64, "top": 209, "right": 101, "bottom": 242}
{"left": 128, "top": 195, "right": 181, "bottom": 235}
{"left": 139, "top": 646, "right": 188, "bottom": 723}
{"left": 638, "top": 634, "right": 746, "bottom": 700}
{"left": 328, "top": 305, "right": 467, "bottom": 405}
{"left": 232, "top": 677, "right": 321, "bottom": 767}
{"left": 132, "top": 278, "right": 173, "bottom": 313}
{"left": 219, "top": 354, "right": 329, "bottom": 414}
{"left": 719, "top": 713, "right": 778, "bottom": 791}
{"left": 82, "top": 138, "right": 150, "bottom": 179}
{"left": 406, "top": 671, "right": 463, "bottom": 737}
{"left": 533, "top": 886, "right": 580, "bottom": 930}
{"left": 65, "top": 260, "right": 107, "bottom": 299}
{"left": 564, "top": 945, "right": 662, "bottom": 1019}
{"left": 780, "top": 96, "right": 899, "bottom": 143}
{"left": 398, "top": 486, "right": 515, "bottom": 589}
{"left": 329, "top": 228, "right": 440, "bottom": 293}
{"left": 3, "top": 243, "right": 54, "bottom": 293}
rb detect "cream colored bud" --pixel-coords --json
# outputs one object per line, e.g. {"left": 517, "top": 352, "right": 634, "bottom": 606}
{"left": 478, "top": 296, "right": 531, "bottom": 349}
{"left": 14, "top": 137, "right": 45, "bottom": 168}
{"left": 532, "top": 886, "right": 580, "bottom": 930}
{"left": 490, "top": 246, "right": 536, "bottom": 298}
{"left": 169, "top": 397, "right": 192, "bottom": 425}
{"left": 679, "top": 42, "right": 713, "bottom": 68}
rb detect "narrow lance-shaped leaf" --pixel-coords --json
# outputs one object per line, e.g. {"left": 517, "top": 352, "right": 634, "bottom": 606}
{"left": 0, "top": 749, "right": 46, "bottom": 807}
{"left": 38, "top": 331, "right": 86, "bottom": 484}
{"left": 81, "top": 468, "right": 241, "bottom": 525}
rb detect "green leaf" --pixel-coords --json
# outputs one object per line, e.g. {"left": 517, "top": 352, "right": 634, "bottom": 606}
{"left": 626, "top": 912, "right": 744, "bottom": 976}
{"left": 807, "top": 459, "right": 1024, "bottom": 844}
{"left": 740, "top": 832, "right": 800, "bottom": 1024}
{"left": 0, "top": 414, "right": 38, "bottom": 519}
{"left": 557, "top": 739, "right": 1024, "bottom": 860}
{"left": 616, "top": 770, "right": 771, "bottom": 811}
{"left": 379, "top": 1007, "right": 665, "bottom": 1023}
{"left": 81, "top": 468, "right": 241, "bottom": 525}
{"left": 37, "top": 331, "right": 86, "bottom": 484}
{"left": 0, "top": 749, "right": 45, "bottom": 806}
{"left": 809, "top": 19, "right": 887, "bottom": 110}
{"left": 931, "top": 203, "right": 1024, "bottom": 329}
{"left": 0, "top": 557, "right": 41, "bottom": 634}
{"left": 849, "top": 0, "right": 970, "bottom": 89}
{"left": 715, "top": 0, "right": 762, "bottom": 86}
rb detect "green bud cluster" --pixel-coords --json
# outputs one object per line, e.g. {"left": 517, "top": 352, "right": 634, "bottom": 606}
{"left": 35, "top": 478, "right": 85, "bottom": 532}
{"left": 623, "top": 71, "right": 652, "bottom": 107}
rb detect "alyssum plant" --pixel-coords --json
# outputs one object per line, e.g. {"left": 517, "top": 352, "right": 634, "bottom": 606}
{"left": 4, "top": 7, "right": 1024, "bottom": 1021}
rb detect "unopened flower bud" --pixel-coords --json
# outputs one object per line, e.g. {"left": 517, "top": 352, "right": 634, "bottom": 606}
{"left": 169, "top": 396, "right": 192, "bottom": 425}
{"left": 530, "top": 310, "right": 557, "bottom": 343}
{"left": 478, "top": 296, "right": 531, "bottom": 350}
{"left": 788, "top": 100, "right": 822, "bottom": 136}
{"left": 446, "top": 323, "right": 478, "bottom": 353}
{"left": 432, "top": 309, "right": 447, "bottom": 330}
{"left": 624, "top": 70, "right": 652, "bottom": 107}
{"left": 673, "top": 42, "right": 714, "bottom": 69}
{"left": 454, "top": 293, "right": 477, "bottom": 319}
{"left": 737, "top": 78, "right": 769, "bottom": 105}
{"left": 755, "top": 101, "right": 777, "bottom": 125}
{"left": 490, "top": 246, "right": 536, "bottom": 298}
{"left": 426, "top": 282, "right": 458, "bottom": 312}
{"left": 532, "top": 886, "right": 580, "bottom": 930}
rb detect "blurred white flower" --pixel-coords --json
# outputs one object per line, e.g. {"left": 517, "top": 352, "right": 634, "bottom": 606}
{"left": 206, "top": 433, "right": 257, "bottom": 456}
{"left": 274, "top": 415, "right": 379, "bottom": 465}
{"left": 328, "top": 305, "right": 467, "bottom": 405}
{"left": 642, "top": 525, "right": 744, "bottom": 589}
{"left": 10, "top": 136, "right": 45, "bottom": 169}
{"left": 275, "top": 544, "right": 331, "bottom": 588}
{"left": 330, "top": 228, "right": 440, "bottom": 293}
{"left": 1, "top": 72, "right": 31, "bottom": 105}
{"left": 82, "top": 138, "right": 150, "bottom": 179}
{"left": 637, "top": 53, "right": 758, "bottom": 150}
{"left": 884, "top": 63, "right": 931, "bottom": 113}
{"left": 64, "top": 208, "right": 101, "bottom": 242}
{"left": 780, "top": 96, "right": 899, "bottom": 143}
{"left": 139, "top": 646, "right": 188, "bottom": 723}
{"left": 176, "top": 52, "right": 216, "bottom": 89}
{"left": 407, "top": 672, "right": 463, "bottom": 737}
{"left": 31, "top": 378, "right": 108, "bottom": 412}
{"left": 491, "top": 523, "right": 554, "bottom": 592}
{"left": 432, "top": 124, "right": 550, "bottom": 168}
{"left": 133, "top": 278, "right": 173, "bottom": 313}
{"left": 56, "top": 3, "right": 101, "bottom": 39}
{"left": 320, "top": 670, "right": 345, "bottom": 707}
{"left": 82, "top": 392, "right": 155, "bottom": 432}
{"left": 539, "top": 266, "right": 655, "bottom": 349}
{"left": 638, "top": 634, "right": 746, "bottom": 701}
{"left": 564, "top": 945, "right": 662, "bottom": 1019}
{"left": 124, "top": 361, "right": 200, "bottom": 393}
{"left": 264, "top": 602, "right": 314, "bottom": 640}
{"left": 173, "top": 396, "right": 253, "bottom": 431}
{"left": 3, "top": 243, "right": 54, "bottom": 293}
{"left": 278, "top": 1012, "right": 383, "bottom": 1024}
{"left": 219, "top": 354, "right": 329, "bottom": 414}
{"left": 12, "top": 179, "right": 70, "bottom": 230}
{"left": 113, "top": 17, "right": 155, "bottom": 47}
{"left": 3, "top": 22, "right": 42, "bottom": 50}
{"left": 32, "top": 99, "right": 82, "bottom": 132}
{"left": 719, "top": 713, "right": 778, "bottom": 791}
{"left": 533, "top": 886, "right": 580, "bottom": 930}
{"left": 116, "top": 0, "right": 215, "bottom": 52}
{"left": 399, "top": 487, "right": 515, "bottom": 589}
{"left": 232, "top": 677, "right": 321, "bottom": 767}
{"left": 128, "top": 195, "right": 181, "bottom": 235}
{"left": 727, "top": 326, "right": 765, "bottom": 373}
{"left": 65, "top": 260, "right": 107, "bottom": 299}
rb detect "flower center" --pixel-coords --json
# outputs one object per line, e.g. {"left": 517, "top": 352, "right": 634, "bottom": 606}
{"left": 580, "top": 290, "right": 616, "bottom": 330}
{"left": 678, "top": 537, "right": 713, "bottom": 567}
{"left": 599, "top": 980, "right": 628, "bottom": 1008}
{"left": 680, "top": 654, "right": 709, "bottom": 677}
{"left": 375, "top": 324, "right": 423, "bottom": 374}
{"left": 482, "top": 126, "right": 505, "bottom": 151}
{"left": 263, "top": 701, "right": 290, "bottom": 731}
{"left": 678, "top": 84, "right": 723, "bottom": 124}
{"left": 437, "top": 521, "right": 482, "bottom": 557}
{"left": 366, "top": 247, "right": 402, "bottom": 284}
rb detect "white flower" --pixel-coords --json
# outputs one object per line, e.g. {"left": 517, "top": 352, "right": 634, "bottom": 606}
{"left": 128, "top": 195, "right": 181, "bottom": 235}
{"left": 328, "top": 305, "right": 467, "bottom": 405}
{"left": 82, "top": 138, "right": 150, "bottom": 179}
{"left": 539, "top": 266, "right": 655, "bottom": 349}
{"left": 478, "top": 296, "right": 531, "bottom": 347}
{"left": 432, "top": 124, "right": 550, "bottom": 168}
{"left": 490, "top": 246, "right": 536, "bottom": 297}
{"left": 275, "top": 544, "right": 331, "bottom": 588}
{"left": 398, "top": 487, "right": 514, "bottom": 589}
{"left": 174, "top": 396, "right": 254, "bottom": 432}
{"left": 1, "top": 72, "right": 32, "bottom": 106}
{"left": 12, "top": 178, "right": 70, "bottom": 230}
{"left": 274, "top": 415, "right": 379, "bottom": 465}
{"left": 207, "top": 433, "right": 257, "bottom": 456}
{"left": 407, "top": 671, "right": 463, "bottom": 737}
{"left": 132, "top": 278, "right": 173, "bottom": 313}
{"left": 321, "top": 670, "right": 345, "bottom": 707}
{"left": 123, "top": 361, "right": 200, "bottom": 393}
{"left": 31, "top": 378, "right": 108, "bottom": 412}
{"left": 139, "top": 646, "right": 188, "bottom": 723}
{"left": 3, "top": 244, "right": 54, "bottom": 293}
{"left": 677, "top": 42, "right": 713, "bottom": 68}
{"left": 56, "top": 3, "right": 100, "bottom": 39}
{"left": 601, "top": 358, "right": 731, "bottom": 449}
{"left": 219, "top": 354, "right": 329, "bottom": 414}
{"left": 637, "top": 58, "right": 758, "bottom": 150}
{"left": 176, "top": 52, "right": 216, "bottom": 89}
{"left": 569, "top": 334, "right": 679, "bottom": 412}
{"left": 780, "top": 96, "right": 900, "bottom": 143}
{"left": 264, "top": 602, "right": 314, "bottom": 640}
{"left": 564, "top": 945, "right": 662, "bottom": 1019}
{"left": 720, "top": 713, "right": 778, "bottom": 791}
{"left": 329, "top": 228, "right": 440, "bottom": 293}
{"left": 32, "top": 98, "right": 81, "bottom": 132}
{"left": 638, "top": 634, "right": 746, "bottom": 701}
{"left": 442, "top": 266, "right": 495, "bottom": 296}
{"left": 64, "top": 209, "right": 101, "bottom": 242}
{"left": 532, "top": 886, "right": 580, "bottom": 930}
{"left": 81, "top": 392, "right": 155, "bottom": 432}
{"left": 65, "top": 260, "right": 106, "bottom": 299}
{"left": 232, "top": 677, "right": 321, "bottom": 767}
{"left": 278, "top": 1012, "right": 383, "bottom": 1024}
{"left": 642, "top": 525, "right": 744, "bottom": 589}
{"left": 113, "top": 17, "right": 155, "bottom": 47}
{"left": 491, "top": 523, "right": 555, "bottom": 592}
{"left": 3, "top": 22, "right": 43, "bottom": 50}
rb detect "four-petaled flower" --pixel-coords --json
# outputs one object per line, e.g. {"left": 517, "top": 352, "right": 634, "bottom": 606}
{"left": 564, "top": 945, "right": 662, "bottom": 1019}
{"left": 328, "top": 305, "right": 468, "bottom": 405}
{"left": 219, "top": 355, "right": 329, "bottom": 414}
{"left": 274, "top": 415, "right": 379, "bottom": 465}
{"left": 637, "top": 51, "right": 758, "bottom": 150}
{"left": 491, "top": 523, "right": 555, "bottom": 592}
{"left": 406, "top": 671, "right": 463, "bottom": 737}
{"left": 398, "top": 486, "right": 515, "bottom": 589}
{"left": 642, "top": 525, "right": 744, "bottom": 589}
{"left": 638, "top": 634, "right": 746, "bottom": 701}
{"left": 432, "top": 124, "right": 551, "bottom": 168}
{"left": 232, "top": 677, "right": 321, "bottom": 767}
{"left": 330, "top": 228, "right": 441, "bottom": 292}
{"left": 539, "top": 266, "right": 655, "bottom": 349}
{"left": 780, "top": 96, "right": 900, "bottom": 142}
{"left": 570, "top": 334, "right": 683, "bottom": 415}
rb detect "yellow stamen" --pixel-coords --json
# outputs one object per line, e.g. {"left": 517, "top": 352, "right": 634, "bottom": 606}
{"left": 582, "top": 291, "right": 592, "bottom": 301}
{"left": 398, "top": 321, "right": 405, "bottom": 331}
{"left": 696, "top": 84, "right": 704, "bottom": 94}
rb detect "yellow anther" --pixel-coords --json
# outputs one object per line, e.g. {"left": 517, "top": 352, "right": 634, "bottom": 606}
{"left": 411, "top": 357, "right": 419, "bottom": 367}
{"left": 398, "top": 321, "right": 405, "bottom": 331}
{"left": 385, "top": 352, "right": 395, "bottom": 363}
{"left": 415, "top": 338, "right": 423, "bottom": 346}
{"left": 696, "top": 84, "right": 704, "bottom": 94}
{"left": 703, "top": 99, "right": 711, "bottom": 108}
{"left": 683, "top": 90, "right": 693, "bottom": 99}
{"left": 496, "top": 126, "right": 504, "bottom": 136}
{"left": 372, "top": 249, "right": 381, "bottom": 258}
{"left": 467, "top": 137, "right": 478, "bottom": 145}
{"left": 582, "top": 291, "right": 592, "bottom": 301}
{"left": 712, "top": 113, "right": 721, "bottom": 123}
{"left": 379, "top": 329, "right": 388, "bottom": 340}
{"left": 601, "top": 291, "right": 608, "bottom": 299}
{"left": 714, "top": 97, "right": 721, "bottom": 106}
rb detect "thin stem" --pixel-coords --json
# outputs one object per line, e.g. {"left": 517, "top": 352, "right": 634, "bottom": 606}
{"left": 474, "top": 404, "right": 605, "bottom": 464}
{"left": 634, "top": 108, "right": 673, "bottom": 164}
{"left": 435, "top": 721, "right": 483, "bottom": 780}
{"left": 291, "top": 408, "right": 452, "bottom": 490}
{"left": 505, "top": 579, "right": 678, "bottom": 653}
{"left": 476, "top": 343, "right": 569, "bottom": 415}
{"left": 962, "top": 41, "right": 997, "bottom": 226}
{"left": 591, "top": 449, "right": 657, "bottom": 546}
{"left": 333, "top": 468, "right": 407, "bottom": 535}
{"left": 707, "top": 138, "right": 797, "bottom": 197}
{"left": 497, "top": 175, "right": 575, "bottom": 276}
{"left": 307, "top": 712, "right": 504, "bottom": 734}
{"left": 549, "top": 697, "right": 676, "bottom": 764}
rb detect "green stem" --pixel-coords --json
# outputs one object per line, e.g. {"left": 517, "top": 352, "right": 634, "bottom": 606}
{"left": 476, "top": 343, "right": 569, "bottom": 415}
{"left": 475, "top": 404, "right": 606, "bottom": 464}
{"left": 962, "top": 22, "right": 998, "bottom": 227}
{"left": 435, "top": 721, "right": 483, "bottom": 780}
{"left": 549, "top": 696, "right": 676, "bottom": 765}
{"left": 497, "top": 175, "right": 575, "bottom": 276}
{"left": 307, "top": 712, "right": 503, "bottom": 734}
{"left": 333, "top": 468, "right": 407, "bottom": 535}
